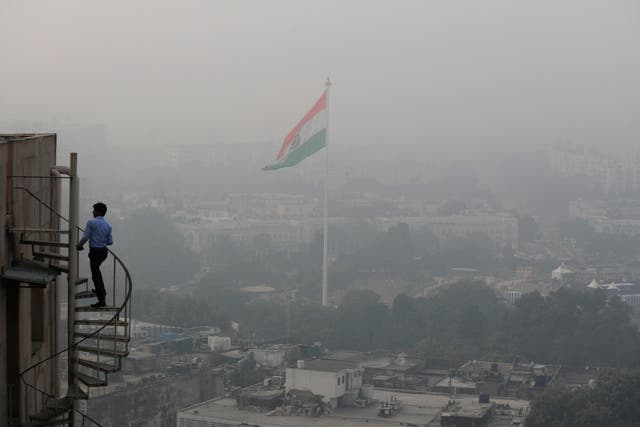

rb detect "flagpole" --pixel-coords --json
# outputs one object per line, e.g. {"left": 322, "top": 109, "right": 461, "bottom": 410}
{"left": 323, "top": 77, "right": 331, "bottom": 307}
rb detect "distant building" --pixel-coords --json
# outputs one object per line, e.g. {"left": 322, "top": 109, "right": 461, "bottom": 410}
{"left": 621, "top": 294, "right": 640, "bottom": 306}
{"left": 551, "top": 145, "right": 633, "bottom": 195}
{"left": 503, "top": 291, "right": 523, "bottom": 304}
{"left": 208, "top": 336, "right": 232, "bottom": 352}
{"left": 375, "top": 212, "right": 518, "bottom": 254}
{"left": 570, "top": 199, "right": 640, "bottom": 236}
{"left": 177, "top": 215, "right": 355, "bottom": 269}
{"left": 585, "top": 279, "right": 640, "bottom": 307}
{"left": 177, "top": 388, "right": 530, "bottom": 427}
{"left": 285, "top": 359, "right": 364, "bottom": 408}
{"left": 440, "top": 400, "right": 493, "bottom": 427}
{"left": 227, "top": 193, "right": 318, "bottom": 219}
{"left": 552, "top": 264, "right": 574, "bottom": 281}
{"left": 248, "top": 344, "right": 300, "bottom": 369}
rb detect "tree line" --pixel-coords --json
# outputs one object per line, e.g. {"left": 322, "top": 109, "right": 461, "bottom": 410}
{"left": 136, "top": 281, "right": 640, "bottom": 368}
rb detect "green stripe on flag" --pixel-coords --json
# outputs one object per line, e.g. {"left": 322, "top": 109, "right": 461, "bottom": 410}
{"left": 263, "top": 129, "right": 327, "bottom": 171}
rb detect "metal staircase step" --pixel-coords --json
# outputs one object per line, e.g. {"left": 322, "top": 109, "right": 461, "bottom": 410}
{"left": 33, "top": 251, "right": 69, "bottom": 262}
{"left": 45, "top": 396, "right": 74, "bottom": 411}
{"left": 48, "top": 263, "right": 68, "bottom": 273}
{"left": 74, "top": 318, "right": 128, "bottom": 326}
{"left": 75, "top": 305, "right": 118, "bottom": 312}
{"left": 21, "top": 239, "right": 69, "bottom": 248}
{"left": 77, "top": 372, "right": 107, "bottom": 387}
{"left": 75, "top": 358, "right": 120, "bottom": 372}
{"left": 77, "top": 345, "right": 129, "bottom": 358}
{"left": 30, "top": 406, "right": 65, "bottom": 421}
{"left": 75, "top": 290, "right": 96, "bottom": 299}
{"left": 29, "top": 397, "right": 72, "bottom": 421}
{"left": 76, "top": 331, "right": 129, "bottom": 342}
{"left": 75, "top": 277, "right": 88, "bottom": 285}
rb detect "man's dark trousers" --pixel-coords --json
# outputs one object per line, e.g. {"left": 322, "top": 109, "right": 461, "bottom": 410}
{"left": 89, "top": 247, "right": 109, "bottom": 303}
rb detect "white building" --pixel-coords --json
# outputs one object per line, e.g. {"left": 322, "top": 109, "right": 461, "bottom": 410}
{"left": 587, "top": 279, "right": 600, "bottom": 289}
{"left": 207, "top": 336, "right": 232, "bottom": 352}
{"left": 569, "top": 200, "right": 640, "bottom": 236}
{"left": 285, "top": 359, "right": 364, "bottom": 407}
{"left": 227, "top": 193, "right": 318, "bottom": 219}
{"left": 248, "top": 344, "right": 299, "bottom": 369}
{"left": 550, "top": 145, "right": 630, "bottom": 195}
{"left": 504, "top": 290, "right": 523, "bottom": 304}
{"left": 590, "top": 218, "right": 640, "bottom": 236}
{"left": 177, "top": 215, "right": 356, "bottom": 270}
{"left": 621, "top": 294, "right": 640, "bottom": 306}
{"left": 551, "top": 264, "right": 574, "bottom": 281}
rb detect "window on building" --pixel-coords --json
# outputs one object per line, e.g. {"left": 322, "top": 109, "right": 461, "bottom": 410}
{"left": 31, "top": 288, "right": 45, "bottom": 353}
{"left": 337, "top": 376, "right": 341, "bottom": 385}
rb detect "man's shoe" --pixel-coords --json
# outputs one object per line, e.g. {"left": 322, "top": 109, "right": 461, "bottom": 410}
{"left": 91, "top": 301, "right": 106, "bottom": 308}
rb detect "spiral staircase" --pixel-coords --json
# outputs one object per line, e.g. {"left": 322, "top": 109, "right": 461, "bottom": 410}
{"left": 9, "top": 154, "right": 132, "bottom": 426}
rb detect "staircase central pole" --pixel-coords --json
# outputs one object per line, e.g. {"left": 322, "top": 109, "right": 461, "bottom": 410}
{"left": 68, "top": 153, "right": 79, "bottom": 426}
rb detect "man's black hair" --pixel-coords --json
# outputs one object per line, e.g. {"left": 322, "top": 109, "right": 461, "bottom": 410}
{"left": 93, "top": 202, "right": 108, "bottom": 216}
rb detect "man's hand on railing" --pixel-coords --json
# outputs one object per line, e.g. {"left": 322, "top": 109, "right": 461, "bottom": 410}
{"left": 76, "top": 244, "right": 84, "bottom": 251}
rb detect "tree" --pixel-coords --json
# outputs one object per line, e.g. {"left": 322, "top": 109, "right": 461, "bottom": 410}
{"left": 505, "top": 289, "right": 640, "bottom": 366}
{"left": 528, "top": 372, "right": 640, "bottom": 427}
{"left": 367, "top": 222, "right": 415, "bottom": 271}
{"left": 331, "top": 290, "right": 388, "bottom": 350}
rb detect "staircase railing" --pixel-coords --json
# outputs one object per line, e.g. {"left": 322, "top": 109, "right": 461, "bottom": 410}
{"left": 12, "top": 184, "right": 132, "bottom": 426}
{"left": 18, "top": 380, "right": 103, "bottom": 427}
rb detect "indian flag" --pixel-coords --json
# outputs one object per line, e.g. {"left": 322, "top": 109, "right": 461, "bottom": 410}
{"left": 263, "top": 90, "right": 327, "bottom": 171}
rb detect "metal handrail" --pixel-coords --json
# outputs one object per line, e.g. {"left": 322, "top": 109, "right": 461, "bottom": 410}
{"left": 20, "top": 380, "right": 104, "bottom": 426}
{"left": 14, "top": 186, "right": 133, "bottom": 426}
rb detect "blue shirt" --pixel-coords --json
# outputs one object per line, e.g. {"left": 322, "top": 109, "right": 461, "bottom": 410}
{"left": 82, "top": 216, "right": 113, "bottom": 248}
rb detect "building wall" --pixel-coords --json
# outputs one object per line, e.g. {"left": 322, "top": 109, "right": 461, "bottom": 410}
{"left": 208, "top": 336, "right": 231, "bottom": 352}
{"left": 285, "top": 368, "right": 340, "bottom": 401}
{"left": 87, "top": 368, "right": 223, "bottom": 427}
{"left": 250, "top": 349, "right": 287, "bottom": 369}
{"left": 0, "top": 134, "right": 59, "bottom": 423}
{"left": 285, "top": 367, "right": 363, "bottom": 403}
{"left": 504, "top": 291, "right": 522, "bottom": 304}
{"left": 621, "top": 294, "right": 640, "bottom": 306}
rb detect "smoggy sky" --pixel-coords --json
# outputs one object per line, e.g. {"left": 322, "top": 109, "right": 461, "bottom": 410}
{"left": 1, "top": 0, "right": 638, "bottom": 155}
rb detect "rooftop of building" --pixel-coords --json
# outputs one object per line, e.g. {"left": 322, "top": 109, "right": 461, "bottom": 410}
{"left": 323, "top": 351, "right": 421, "bottom": 371}
{"left": 179, "top": 389, "right": 529, "bottom": 427}
{"left": 249, "top": 343, "right": 299, "bottom": 352}
{"left": 322, "top": 350, "right": 365, "bottom": 362}
{"left": 220, "top": 349, "right": 247, "bottom": 360}
{"left": 294, "top": 359, "right": 360, "bottom": 373}
{"left": 240, "top": 285, "right": 277, "bottom": 293}
{"left": 441, "top": 400, "right": 492, "bottom": 419}
{"left": 435, "top": 377, "right": 478, "bottom": 390}
{"left": 0, "top": 133, "right": 55, "bottom": 143}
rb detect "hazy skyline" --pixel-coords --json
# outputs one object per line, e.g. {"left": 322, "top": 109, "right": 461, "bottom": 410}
{"left": 1, "top": 0, "right": 638, "bottom": 156}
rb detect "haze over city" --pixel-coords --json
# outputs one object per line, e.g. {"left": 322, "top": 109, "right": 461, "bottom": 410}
{"left": 2, "top": 1, "right": 640, "bottom": 427}
{"left": 2, "top": 0, "right": 639, "bottom": 154}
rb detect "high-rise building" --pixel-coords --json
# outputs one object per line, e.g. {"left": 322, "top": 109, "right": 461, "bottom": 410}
{"left": 1, "top": 134, "right": 133, "bottom": 426}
